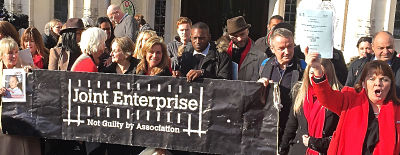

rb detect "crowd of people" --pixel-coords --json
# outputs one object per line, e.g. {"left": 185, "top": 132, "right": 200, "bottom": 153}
{"left": 0, "top": 3, "right": 398, "bottom": 155}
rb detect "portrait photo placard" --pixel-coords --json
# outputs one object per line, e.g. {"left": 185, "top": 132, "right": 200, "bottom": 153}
{"left": 2, "top": 68, "right": 26, "bottom": 102}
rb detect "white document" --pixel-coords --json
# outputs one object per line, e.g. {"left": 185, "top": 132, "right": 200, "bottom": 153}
{"left": 18, "top": 48, "right": 34, "bottom": 66}
{"left": 2, "top": 69, "right": 26, "bottom": 102}
{"left": 297, "top": 9, "right": 333, "bottom": 59}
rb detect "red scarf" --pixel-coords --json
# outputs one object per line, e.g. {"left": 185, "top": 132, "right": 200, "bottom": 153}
{"left": 32, "top": 54, "right": 43, "bottom": 69}
{"left": 373, "top": 101, "right": 396, "bottom": 155}
{"left": 226, "top": 39, "right": 252, "bottom": 69}
{"left": 303, "top": 86, "right": 325, "bottom": 155}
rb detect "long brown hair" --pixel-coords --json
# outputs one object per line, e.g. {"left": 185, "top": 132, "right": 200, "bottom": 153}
{"left": 136, "top": 36, "right": 169, "bottom": 75}
{"left": 0, "top": 21, "right": 20, "bottom": 46}
{"left": 21, "top": 27, "right": 49, "bottom": 57}
{"left": 354, "top": 60, "right": 400, "bottom": 104}
{"left": 293, "top": 59, "right": 343, "bottom": 114}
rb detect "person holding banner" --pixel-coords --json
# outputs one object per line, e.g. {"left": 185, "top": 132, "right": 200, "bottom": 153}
{"left": 178, "top": 22, "right": 232, "bottom": 81}
{"left": 258, "top": 28, "right": 303, "bottom": 144}
{"left": 306, "top": 49, "right": 400, "bottom": 154}
{"left": 135, "top": 36, "right": 171, "bottom": 76}
{"left": 0, "top": 37, "right": 41, "bottom": 155}
{"left": 280, "top": 59, "right": 340, "bottom": 155}
{"left": 71, "top": 27, "right": 107, "bottom": 72}
{"left": 226, "top": 16, "right": 267, "bottom": 81}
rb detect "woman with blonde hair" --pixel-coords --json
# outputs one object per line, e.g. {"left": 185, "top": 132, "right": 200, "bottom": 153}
{"left": 0, "top": 37, "right": 41, "bottom": 155}
{"left": 133, "top": 30, "right": 157, "bottom": 59}
{"left": 21, "top": 27, "right": 50, "bottom": 69}
{"left": 136, "top": 36, "right": 171, "bottom": 76}
{"left": 280, "top": 59, "right": 340, "bottom": 155}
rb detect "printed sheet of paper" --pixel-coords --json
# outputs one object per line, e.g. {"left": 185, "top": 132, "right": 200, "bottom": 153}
{"left": 2, "top": 69, "right": 26, "bottom": 102}
{"left": 19, "top": 48, "right": 34, "bottom": 66}
{"left": 297, "top": 9, "right": 333, "bottom": 59}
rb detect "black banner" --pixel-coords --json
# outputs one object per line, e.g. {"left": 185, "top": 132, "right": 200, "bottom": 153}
{"left": 2, "top": 70, "right": 278, "bottom": 154}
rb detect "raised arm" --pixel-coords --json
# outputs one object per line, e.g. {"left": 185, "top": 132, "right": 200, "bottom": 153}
{"left": 305, "top": 47, "right": 344, "bottom": 115}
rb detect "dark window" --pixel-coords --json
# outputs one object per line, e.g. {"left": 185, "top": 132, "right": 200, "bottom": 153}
{"left": 180, "top": 0, "right": 269, "bottom": 41}
{"left": 54, "top": 0, "right": 68, "bottom": 22}
{"left": 284, "top": 0, "right": 297, "bottom": 27}
{"left": 154, "top": 0, "right": 166, "bottom": 37}
{"left": 394, "top": 0, "right": 400, "bottom": 38}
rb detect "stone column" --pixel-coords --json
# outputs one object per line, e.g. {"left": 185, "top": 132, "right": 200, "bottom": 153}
{"left": 342, "top": 0, "right": 373, "bottom": 63}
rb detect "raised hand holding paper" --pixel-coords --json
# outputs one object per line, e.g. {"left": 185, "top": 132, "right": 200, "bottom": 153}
{"left": 296, "top": 9, "right": 333, "bottom": 59}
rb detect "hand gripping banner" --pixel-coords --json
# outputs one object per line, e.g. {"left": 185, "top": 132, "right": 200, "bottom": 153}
{"left": 1, "top": 70, "right": 279, "bottom": 154}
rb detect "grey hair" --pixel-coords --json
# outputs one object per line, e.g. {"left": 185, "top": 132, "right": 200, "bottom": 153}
{"left": 80, "top": 27, "right": 107, "bottom": 55}
{"left": 43, "top": 22, "right": 51, "bottom": 35}
{"left": 269, "top": 28, "right": 294, "bottom": 46}
{"left": 81, "top": 17, "right": 95, "bottom": 28}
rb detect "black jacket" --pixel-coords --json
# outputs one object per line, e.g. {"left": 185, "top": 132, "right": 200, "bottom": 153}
{"left": 254, "top": 36, "right": 275, "bottom": 58}
{"left": 42, "top": 34, "right": 58, "bottom": 49}
{"left": 167, "top": 36, "right": 183, "bottom": 59}
{"left": 280, "top": 106, "right": 339, "bottom": 155}
{"left": 179, "top": 42, "right": 232, "bottom": 79}
{"left": 237, "top": 39, "right": 267, "bottom": 81}
{"left": 99, "top": 58, "right": 140, "bottom": 74}
{"left": 260, "top": 57, "right": 304, "bottom": 143}
{"left": 136, "top": 67, "right": 172, "bottom": 76}
{"left": 345, "top": 54, "right": 400, "bottom": 98}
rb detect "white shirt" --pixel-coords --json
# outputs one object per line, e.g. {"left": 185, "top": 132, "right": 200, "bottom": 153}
{"left": 193, "top": 43, "right": 210, "bottom": 56}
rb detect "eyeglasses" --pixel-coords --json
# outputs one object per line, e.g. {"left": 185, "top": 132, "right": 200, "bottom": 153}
{"left": 229, "top": 31, "right": 248, "bottom": 40}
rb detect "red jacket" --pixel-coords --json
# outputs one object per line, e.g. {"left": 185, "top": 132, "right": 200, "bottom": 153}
{"left": 71, "top": 54, "right": 98, "bottom": 72}
{"left": 313, "top": 78, "right": 400, "bottom": 155}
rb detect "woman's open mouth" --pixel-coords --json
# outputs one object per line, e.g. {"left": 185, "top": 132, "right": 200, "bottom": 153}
{"left": 375, "top": 89, "right": 382, "bottom": 97}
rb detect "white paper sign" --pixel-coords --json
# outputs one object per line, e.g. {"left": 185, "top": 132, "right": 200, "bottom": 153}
{"left": 297, "top": 9, "right": 333, "bottom": 59}
{"left": 2, "top": 69, "right": 26, "bottom": 102}
{"left": 18, "top": 49, "right": 34, "bottom": 66}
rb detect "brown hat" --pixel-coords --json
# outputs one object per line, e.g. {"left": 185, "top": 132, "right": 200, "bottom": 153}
{"left": 227, "top": 16, "right": 251, "bottom": 35}
{"left": 60, "top": 18, "right": 84, "bottom": 34}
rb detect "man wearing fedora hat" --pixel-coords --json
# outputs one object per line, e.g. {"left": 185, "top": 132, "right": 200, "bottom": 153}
{"left": 107, "top": 4, "right": 139, "bottom": 43}
{"left": 226, "top": 16, "right": 266, "bottom": 81}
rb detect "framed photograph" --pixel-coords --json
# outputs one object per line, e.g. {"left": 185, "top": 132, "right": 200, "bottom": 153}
{"left": 2, "top": 69, "right": 26, "bottom": 102}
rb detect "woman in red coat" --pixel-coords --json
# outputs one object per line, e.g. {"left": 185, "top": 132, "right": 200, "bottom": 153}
{"left": 71, "top": 27, "right": 107, "bottom": 72}
{"left": 306, "top": 49, "right": 400, "bottom": 155}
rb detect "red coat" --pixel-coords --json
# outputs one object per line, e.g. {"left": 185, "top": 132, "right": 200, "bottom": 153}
{"left": 313, "top": 78, "right": 400, "bottom": 155}
{"left": 71, "top": 54, "right": 98, "bottom": 72}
